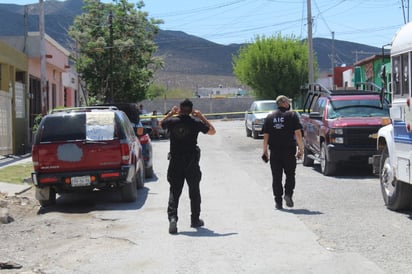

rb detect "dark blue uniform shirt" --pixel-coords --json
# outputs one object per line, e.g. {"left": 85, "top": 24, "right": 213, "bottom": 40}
{"left": 263, "top": 107, "right": 302, "bottom": 150}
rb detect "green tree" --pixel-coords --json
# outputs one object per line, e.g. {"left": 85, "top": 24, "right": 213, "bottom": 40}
{"left": 233, "top": 34, "right": 315, "bottom": 100}
{"left": 147, "top": 84, "right": 166, "bottom": 100}
{"left": 69, "top": 0, "right": 163, "bottom": 103}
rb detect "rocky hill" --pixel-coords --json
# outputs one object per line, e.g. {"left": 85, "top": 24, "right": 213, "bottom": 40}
{"left": 0, "top": 0, "right": 384, "bottom": 89}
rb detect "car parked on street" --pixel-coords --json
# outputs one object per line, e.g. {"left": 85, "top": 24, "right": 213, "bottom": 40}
{"left": 96, "top": 103, "right": 154, "bottom": 178}
{"left": 300, "top": 83, "right": 390, "bottom": 176}
{"left": 245, "top": 100, "right": 277, "bottom": 139}
{"left": 31, "top": 106, "right": 145, "bottom": 206}
{"left": 141, "top": 111, "right": 170, "bottom": 139}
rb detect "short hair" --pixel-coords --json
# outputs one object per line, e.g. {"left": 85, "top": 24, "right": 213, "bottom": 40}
{"left": 180, "top": 99, "right": 193, "bottom": 115}
{"left": 276, "top": 95, "right": 290, "bottom": 106}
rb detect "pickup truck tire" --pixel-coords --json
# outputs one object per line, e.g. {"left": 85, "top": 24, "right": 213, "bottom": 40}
{"left": 380, "top": 146, "right": 412, "bottom": 211}
{"left": 38, "top": 187, "right": 56, "bottom": 207}
{"left": 320, "top": 143, "right": 336, "bottom": 176}
{"left": 121, "top": 177, "right": 138, "bottom": 202}
{"left": 302, "top": 146, "right": 314, "bottom": 166}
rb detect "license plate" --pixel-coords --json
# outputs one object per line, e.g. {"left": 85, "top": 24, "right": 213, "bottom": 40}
{"left": 71, "top": 176, "right": 91, "bottom": 187}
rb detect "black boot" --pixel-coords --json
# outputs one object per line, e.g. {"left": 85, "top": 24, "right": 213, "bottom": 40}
{"left": 169, "top": 217, "right": 177, "bottom": 234}
{"left": 191, "top": 218, "right": 204, "bottom": 228}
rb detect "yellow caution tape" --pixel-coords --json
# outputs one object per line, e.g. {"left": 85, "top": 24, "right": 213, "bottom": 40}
{"left": 140, "top": 109, "right": 303, "bottom": 119}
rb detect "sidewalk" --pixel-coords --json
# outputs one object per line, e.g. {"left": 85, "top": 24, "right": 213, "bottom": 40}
{"left": 0, "top": 182, "right": 32, "bottom": 196}
{"left": 0, "top": 154, "right": 33, "bottom": 196}
{"left": 0, "top": 153, "right": 32, "bottom": 168}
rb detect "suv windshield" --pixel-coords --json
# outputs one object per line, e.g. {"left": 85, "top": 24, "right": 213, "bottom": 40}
{"left": 38, "top": 112, "right": 117, "bottom": 142}
{"left": 327, "top": 99, "right": 389, "bottom": 118}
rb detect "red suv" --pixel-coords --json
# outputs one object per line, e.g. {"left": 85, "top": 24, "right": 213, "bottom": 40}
{"left": 31, "top": 106, "right": 145, "bottom": 206}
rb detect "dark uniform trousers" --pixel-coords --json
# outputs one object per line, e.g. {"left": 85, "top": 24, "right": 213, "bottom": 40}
{"left": 167, "top": 150, "right": 202, "bottom": 222}
{"left": 270, "top": 147, "right": 297, "bottom": 204}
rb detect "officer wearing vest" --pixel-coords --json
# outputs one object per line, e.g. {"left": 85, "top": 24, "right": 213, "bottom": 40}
{"left": 160, "top": 99, "right": 216, "bottom": 234}
{"left": 262, "top": 95, "right": 304, "bottom": 209}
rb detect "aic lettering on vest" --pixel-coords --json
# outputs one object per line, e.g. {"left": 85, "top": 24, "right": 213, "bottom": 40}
{"left": 273, "top": 116, "right": 285, "bottom": 129}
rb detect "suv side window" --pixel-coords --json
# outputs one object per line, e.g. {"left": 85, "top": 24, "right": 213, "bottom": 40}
{"left": 311, "top": 97, "right": 327, "bottom": 117}
{"left": 123, "top": 112, "right": 135, "bottom": 138}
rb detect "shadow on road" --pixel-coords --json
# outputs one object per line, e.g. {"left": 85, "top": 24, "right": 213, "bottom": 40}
{"left": 37, "top": 186, "right": 150, "bottom": 215}
{"left": 179, "top": 227, "right": 238, "bottom": 237}
{"left": 309, "top": 164, "right": 376, "bottom": 179}
{"left": 282, "top": 208, "right": 323, "bottom": 215}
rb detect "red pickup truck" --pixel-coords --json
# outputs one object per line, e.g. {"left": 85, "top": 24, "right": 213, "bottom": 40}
{"left": 31, "top": 107, "right": 145, "bottom": 206}
{"left": 300, "top": 83, "right": 391, "bottom": 176}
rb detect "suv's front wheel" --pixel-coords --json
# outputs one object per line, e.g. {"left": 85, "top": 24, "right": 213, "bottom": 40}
{"left": 252, "top": 126, "right": 259, "bottom": 139}
{"left": 245, "top": 123, "right": 252, "bottom": 137}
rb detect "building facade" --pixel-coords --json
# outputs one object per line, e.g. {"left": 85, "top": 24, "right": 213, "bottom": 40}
{"left": 0, "top": 40, "right": 29, "bottom": 155}
{"left": 0, "top": 32, "right": 80, "bottom": 155}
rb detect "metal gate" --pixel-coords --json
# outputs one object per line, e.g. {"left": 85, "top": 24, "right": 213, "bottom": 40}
{"left": 0, "top": 90, "right": 12, "bottom": 155}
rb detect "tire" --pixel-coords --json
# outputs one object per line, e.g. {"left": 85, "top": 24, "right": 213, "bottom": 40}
{"left": 380, "top": 146, "right": 412, "bottom": 211}
{"left": 121, "top": 177, "right": 137, "bottom": 202}
{"left": 145, "top": 165, "right": 154, "bottom": 179}
{"left": 37, "top": 187, "right": 56, "bottom": 207}
{"left": 302, "top": 146, "right": 314, "bottom": 167}
{"left": 320, "top": 143, "right": 336, "bottom": 176}
{"left": 246, "top": 124, "right": 252, "bottom": 137}
{"left": 136, "top": 161, "right": 145, "bottom": 189}
{"left": 252, "top": 127, "right": 259, "bottom": 139}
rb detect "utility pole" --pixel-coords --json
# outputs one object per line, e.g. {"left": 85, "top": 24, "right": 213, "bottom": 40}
{"left": 109, "top": 10, "right": 114, "bottom": 103}
{"left": 307, "top": 0, "right": 314, "bottom": 84}
{"left": 401, "top": 0, "right": 410, "bottom": 23}
{"left": 39, "top": 0, "right": 47, "bottom": 115}
{"left": 331, "top": 31, "right": 335, "bottom": 88}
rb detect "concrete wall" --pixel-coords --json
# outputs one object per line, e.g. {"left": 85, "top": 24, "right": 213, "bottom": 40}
{"left": 138, "top": 97, "right": 256, "bottom": 119}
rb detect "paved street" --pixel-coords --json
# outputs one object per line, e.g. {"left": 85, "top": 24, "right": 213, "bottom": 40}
{"left": 2, "top": 120, "right": 412, "bottom": 273}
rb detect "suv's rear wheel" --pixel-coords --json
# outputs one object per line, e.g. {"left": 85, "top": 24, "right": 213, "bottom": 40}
{"left": 320, "top": 143, "right": 336, "bottom": 176}
{"left": 37, "top": 187, "right": 56, "bottom": 207}
{"left": 121, "top": 177, "right": 137, "bottom": 202}
{"left": 145, "top": 165, "right": 154, "bottom": 179}
{"left": 137, "top": 161, "right": 145, "bottom": 189}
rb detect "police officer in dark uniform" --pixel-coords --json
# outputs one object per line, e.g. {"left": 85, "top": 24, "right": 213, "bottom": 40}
{"left": 262, "top": 95, "right": 304, "bottom": 210}
{"left": 160, "top": 99, "right": 216, "bottom": 234}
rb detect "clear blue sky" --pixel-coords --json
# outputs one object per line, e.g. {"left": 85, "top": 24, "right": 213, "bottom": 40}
{"left": 3, "top": 0, "right": 409, "bottom": 47}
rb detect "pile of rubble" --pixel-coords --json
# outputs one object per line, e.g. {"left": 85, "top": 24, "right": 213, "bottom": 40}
{"left": 0, "top": 189, "right": 35, "bottom": 224}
